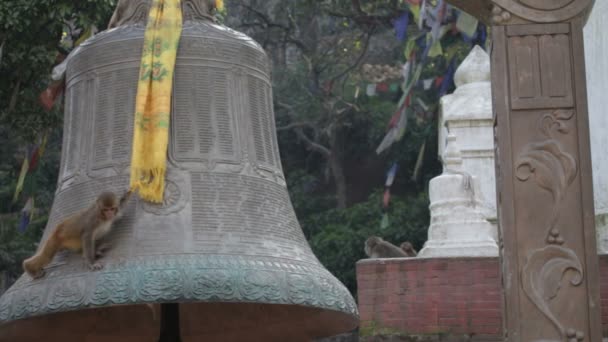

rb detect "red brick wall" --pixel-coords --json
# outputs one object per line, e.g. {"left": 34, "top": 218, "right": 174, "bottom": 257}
{"left": 358, "top": 256, "right": 608, "bottom": 339}
{"left": 600, "top": 256, "right": 608, "bottom": 337}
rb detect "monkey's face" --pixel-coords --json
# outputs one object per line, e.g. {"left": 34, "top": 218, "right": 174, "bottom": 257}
{"left": 364, "top": 237, "right": 380, "bottom": 256}
{"left": 97, "top": 192, "right": 119, "bottom": 221}
{"left": 102, "top": 206, "right": 118, "bottom": 220}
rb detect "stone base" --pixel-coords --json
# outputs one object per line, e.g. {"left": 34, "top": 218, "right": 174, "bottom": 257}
{"left": 356, "top": 256, "right": 608, "bottom": 339}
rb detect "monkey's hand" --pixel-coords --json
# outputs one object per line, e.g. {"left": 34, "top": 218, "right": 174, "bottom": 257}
{"left": 89, "top": 261, "right": 104, "bottom": 271}
{"left": 119, "top": 189, "right": 133, "bottom": 208}
{"left": 122, "top": 189, "right": 133, "bottom": 201}
{"left": 31, "top": 270, "right": 46, "bottom": 279}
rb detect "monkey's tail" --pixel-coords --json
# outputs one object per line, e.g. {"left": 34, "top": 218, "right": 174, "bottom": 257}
{"left": 22, "top": 231, "right": 61, "bottom": 277}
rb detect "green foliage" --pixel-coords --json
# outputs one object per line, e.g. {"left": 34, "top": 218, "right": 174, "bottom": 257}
{"left": 0, "top": 214, "right": 46, "bottom": 280}
{"left": 0, "top": 1, "right": 115, "bottom": 290}
{"left": 302, "top": 190, "right": 430, "bottom": 294}
{"left": 0, "top": 0, "right": 116, "bottom": 139}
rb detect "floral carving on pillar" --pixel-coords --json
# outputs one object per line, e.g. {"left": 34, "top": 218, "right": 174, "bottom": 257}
{"left": 516, "top": 109, "right": 585, "bottom": 341}
{"left": 516, "top": 110, "right": 577, "bottom": 244}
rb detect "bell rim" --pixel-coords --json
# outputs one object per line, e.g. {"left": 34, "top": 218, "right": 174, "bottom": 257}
{"left": 0, "top": 253, "right": 358, "bottom": 326}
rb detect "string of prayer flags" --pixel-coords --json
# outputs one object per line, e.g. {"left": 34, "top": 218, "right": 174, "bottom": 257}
{"left": 394, "top": 12, "right": 410, "bottom": 42}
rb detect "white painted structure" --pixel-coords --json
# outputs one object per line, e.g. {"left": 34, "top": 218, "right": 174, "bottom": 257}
{"left": 438, "top": 45, "right": 495, "bottom": 220}
{"left": 584, "top": 3, "right": 608, "bottom": 254}
{"left": 419, "top": 133, "right": 498, "bottom": 257}
{"left": 420, "top": 45, "right": 499, "bottom": 257}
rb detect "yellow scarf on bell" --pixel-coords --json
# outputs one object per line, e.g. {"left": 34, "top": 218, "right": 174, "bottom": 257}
{"left": 130, "top": 0, "right": 182, "bottom": 203}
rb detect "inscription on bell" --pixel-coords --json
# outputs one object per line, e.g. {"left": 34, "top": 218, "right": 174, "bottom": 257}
{"left": 93, "top": 68, "right": 138, "bottom": 170}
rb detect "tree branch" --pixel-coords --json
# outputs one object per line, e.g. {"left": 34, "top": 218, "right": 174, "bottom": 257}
{"left": 277, "top": 121, "right": 316, "bottom": 131}
{"left": 329, "top": 31, "right": 372, "bottom": 82}
{"left": 276, "top": 101, "right": 331, "bottom": 158}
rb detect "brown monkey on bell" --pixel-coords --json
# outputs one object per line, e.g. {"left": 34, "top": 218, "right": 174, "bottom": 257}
{"left": 22, "top": 190, "right": 132, "bottom": 279}
{"left": 364, "top": 236, "right": 408, "bottom": 258}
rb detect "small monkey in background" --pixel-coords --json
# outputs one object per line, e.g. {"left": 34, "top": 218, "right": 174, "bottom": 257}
{"left": 23, "top": 190, "right": 132, "bottom": 279}
{"left": 364, "top": 236, "right": 408, "bottom": 258}
{"left": 400, "top": 242, "right": 418, "bottom": 257}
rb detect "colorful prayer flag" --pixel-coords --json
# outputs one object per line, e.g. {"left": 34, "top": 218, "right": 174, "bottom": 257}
{"left": 385, "top": 163, "right": 399, "bottom": 187}
{"left": 410, "top": 4, "right": 421, "bottom": 25}
{"left": 18, "top": 197, "right": 34, "bottom": 233}
{"left": 428, "top": 38, "right": 443, "bottom": 57}
{"left": 366, "top": 83, "right": 377, "bottom": 96}
{"left": 376, "top": 83, "right": 389, "bottom": 93}
{"left": 380, "top": 213, "right": 390, "bottom": 229}
{"left": 394, "top": 12, "right": 410, "bottom": 42}
{"left": 456, "top": 10, "right": 479, "bottom": 38}
{"left": 412, "top": 142, "right": 426, "bottom": 181}
{"left": 39, "top": 81, "right": 64, "bottom": 111}
{"left": 13, "top": 158, "right": 29, "bottom": 203}
{"left": 383, "top": 189, "right": 391, "bottom": 208}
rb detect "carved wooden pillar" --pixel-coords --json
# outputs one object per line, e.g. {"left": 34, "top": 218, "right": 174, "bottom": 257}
{"left": 445, "top": 1, "right": 601, "bottom": 341}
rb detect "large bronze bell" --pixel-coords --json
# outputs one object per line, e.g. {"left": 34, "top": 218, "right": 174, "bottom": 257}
{"left": 0, "top": 1, "right": 358, "bottom": 340}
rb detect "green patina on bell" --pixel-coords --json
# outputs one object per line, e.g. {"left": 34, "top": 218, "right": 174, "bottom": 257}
{"left": 0, "top": 1, "right": 358, "bottom": 340}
